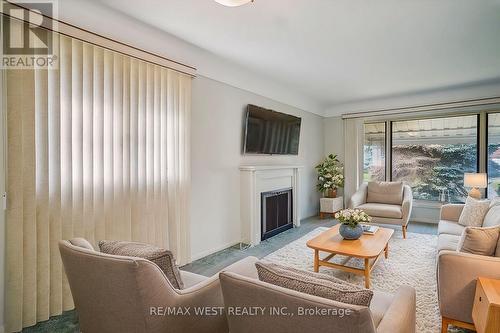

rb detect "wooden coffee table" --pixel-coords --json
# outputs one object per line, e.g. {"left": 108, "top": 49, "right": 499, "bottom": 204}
{"left": 306, "top": 224, "right": 394, "bottom": 288}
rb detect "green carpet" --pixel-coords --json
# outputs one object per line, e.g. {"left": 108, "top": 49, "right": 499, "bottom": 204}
{"left": 21, "top": 311, "right": 78, "bottom": 333}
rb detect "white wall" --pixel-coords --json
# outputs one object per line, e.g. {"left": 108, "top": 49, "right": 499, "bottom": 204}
{"left": 323, "top": 116, "right": 345, "bottom": 198}
{"left": 191, "top": 76, "right": 324, "bottom": 260}
{"left": 324, "top": 116, "right": 345, "bottom": 163}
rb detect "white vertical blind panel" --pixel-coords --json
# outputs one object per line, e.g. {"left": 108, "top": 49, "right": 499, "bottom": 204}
{"left": 122, "top": 57, "right": 132, "bottom": 241}
{"left": 146, "top": 64, "right": 154, "bottom": 243}
{"left": 103, "top": 50, "right": 113, "bottom": 240}
{"left": 154, "top": 68, "right": 161, "bottom": 247}
{"left": 137, "top": 61, "right": 147, "bottom": 243}
{"left": 113, "top": 54, "right": 124, "bottom": 241}
{"left": 130, "top": 59, "right": 140, "bottom": 242}
{"left": 59, "top": 36, "right": 73, "bottom": 312}
{"left": 160, "top": 70, "right": 169, "bottom": 249}
{"left": 35, "top": 65, "right": 50, "bottom": 322}
{"left": 48, "top": 40, "right": 63, "bottom": 316}
{"left": 93, "top": 46, "right": 105, "bottom": 245}
{"left": 82, "top": 43, "right": 94, "bottom": 244}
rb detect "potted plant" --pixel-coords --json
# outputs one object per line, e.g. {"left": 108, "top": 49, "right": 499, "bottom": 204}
{"left": 316, "top": 154, "right": 344, "bottom": 198}
{"left": 335, "top": 208, "right": 372, "bottom": 240}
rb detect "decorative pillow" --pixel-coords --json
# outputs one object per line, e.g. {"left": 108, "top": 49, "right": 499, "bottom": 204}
{"left": 255, "top": 261, "right": 373, "bottom": 306}
{"left": 457, "top": 226, "right": 500, "bottom": 256}
{"left": 69, "top": 238, "right": 95, "bottom": 251}
{"left": 458, "top": 197, "right": 490, "bottom": 227}
{"left": 490, "top": 197, "right": 500, "bottom": 208}
{"left": 483, "top": 205, "right": 500, "bottom": 228}
{"left": 99, "top": 240, "right": 184, "bottom": 289}
{"left": 366, "top": 181, "right": 404, "bottom": 205}
{"left": 497, "top": 235, "right": 500, "bottom": 257}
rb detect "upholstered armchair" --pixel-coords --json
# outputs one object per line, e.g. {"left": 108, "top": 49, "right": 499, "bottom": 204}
{"left": 220, "top": 257, "right": 416, "bottom": 333}
{"left": 59, "top": 238, "right": 256, "bottom": 333}
{"left": 348, "top": 182, "right": 413, "bottom": 238}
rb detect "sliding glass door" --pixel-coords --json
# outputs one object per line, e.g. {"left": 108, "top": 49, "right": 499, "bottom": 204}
{"left": 488, "top": 113, "right": 500, "bottom": 199}
{"left": 363, "top": 123, "right": 386, "bottom": 182}
{"left": 391, "top": 115, "right": 478, "bottom": 203}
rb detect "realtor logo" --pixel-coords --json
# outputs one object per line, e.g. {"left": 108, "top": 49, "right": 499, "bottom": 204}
{"left": 1, "top": 0, "right": 58, "bottom": 68}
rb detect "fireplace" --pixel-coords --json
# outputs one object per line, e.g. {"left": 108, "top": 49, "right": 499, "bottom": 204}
{"left": 261, "top": 188, "right": 293, "bottom": 241}
{"left": 240, "top": 165, "right": 301, "bottom": 246}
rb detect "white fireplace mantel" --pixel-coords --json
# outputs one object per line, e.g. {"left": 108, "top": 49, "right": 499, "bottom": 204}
{"left": 239, "top": 165, "right": 302, "bottom": 246}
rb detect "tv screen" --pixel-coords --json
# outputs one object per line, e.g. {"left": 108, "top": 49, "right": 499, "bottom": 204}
{"left": 243, "top": 105, "right": 301, "bottom": 155}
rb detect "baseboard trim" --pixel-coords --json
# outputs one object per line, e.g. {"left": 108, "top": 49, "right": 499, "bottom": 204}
{"left": 190, "top": 214, "right": 319, "bottom": 262}
{"left": 190, "top": 240, "right": 241, "bottom": 262}
{"left": 411, "top": 218, "right": 439, "bottom": 224}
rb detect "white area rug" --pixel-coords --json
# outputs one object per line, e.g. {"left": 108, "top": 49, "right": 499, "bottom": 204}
{"left": 263, "top": 227, "right": 468, "bottom": 333}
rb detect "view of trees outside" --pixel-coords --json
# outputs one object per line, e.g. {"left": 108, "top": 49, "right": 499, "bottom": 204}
{"left": 363, "top": 114, "right": 500, "bottom": 202}
{"left": 363, "top": 123, "right": 386, "bottom": 181}
{"left": 488, "top": 113, "right": 500, "bottom": 198}
{"left": 391, "top": 116, "right": 478, "bottom": 203}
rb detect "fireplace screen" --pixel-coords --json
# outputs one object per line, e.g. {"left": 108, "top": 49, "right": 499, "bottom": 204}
{"left": 261, "top": 188, "right": 293, "bottom": 241}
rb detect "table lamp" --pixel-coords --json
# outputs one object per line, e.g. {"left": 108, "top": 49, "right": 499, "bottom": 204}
{"left": 464, "top": 173, "right": 487, "bottom": 199}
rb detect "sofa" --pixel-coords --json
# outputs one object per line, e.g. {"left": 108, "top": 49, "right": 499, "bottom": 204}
{"left": 220, "top": 256, "right": 416, "bottom": 333}
{"left": 349, "top": 182, "right": 413, "bottom": 238}
{"left": 437, "top": 204, "right": 500, "bottom": 332}
{"left": 59, "top": 238, "right": 257, "bottom": 333}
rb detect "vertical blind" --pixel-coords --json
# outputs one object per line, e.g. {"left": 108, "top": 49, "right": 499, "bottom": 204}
{"left": 5, "top": 34, "right": 191, "bottom": 332}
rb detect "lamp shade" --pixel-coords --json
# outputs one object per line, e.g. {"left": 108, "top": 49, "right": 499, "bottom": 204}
{"left": 464, "top": 173, "right": 488, "bottom": 188}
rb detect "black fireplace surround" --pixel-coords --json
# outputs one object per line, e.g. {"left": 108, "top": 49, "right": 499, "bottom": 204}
{"left": 261, "top": 188, "right": 293, "bottom": 241}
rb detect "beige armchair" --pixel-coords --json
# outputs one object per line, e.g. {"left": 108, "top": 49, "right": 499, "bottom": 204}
{"left": 349, "top": 182, "right": 413, "bottom": 238}
{"left": 220, "top": 257, "right": 416, "bottom": 333}
{"left": 437, "top": 204, "right": 500, "bottom": 332}
{"left": 59, "top": 238, "right": 256, "bottom": 333}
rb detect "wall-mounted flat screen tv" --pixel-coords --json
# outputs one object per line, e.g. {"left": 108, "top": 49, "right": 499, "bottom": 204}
{"left": 243, "top": 104, "right": 301, "bottom": 155}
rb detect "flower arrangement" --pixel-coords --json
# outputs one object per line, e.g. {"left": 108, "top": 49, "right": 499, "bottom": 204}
{"left": 315, "top": 154, "right": 344, "bottom": 195}
{"left": 335, "top": 208, "right": 372, "bottom": 228}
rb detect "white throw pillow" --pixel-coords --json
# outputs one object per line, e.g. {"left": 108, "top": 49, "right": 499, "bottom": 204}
{"left": 483, "top": 205, "right": 500, "bottom": 228}
{"left": 489, "top": 197, "right": 500, "bottom": 208}
{"left": 458, "top": 196, "right": 490, "bottom": 227}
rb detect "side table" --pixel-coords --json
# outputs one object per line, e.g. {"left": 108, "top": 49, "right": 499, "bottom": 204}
{"left": 319, "top": 197, "right": 343, "bottom": 219}
{"left": 472, "top": 276, "right": 500, "bottom": 333}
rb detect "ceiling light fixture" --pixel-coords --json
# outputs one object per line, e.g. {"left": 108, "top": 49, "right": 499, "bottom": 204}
{"left": 214, "top": 0, "right": 254, "bottom": 7}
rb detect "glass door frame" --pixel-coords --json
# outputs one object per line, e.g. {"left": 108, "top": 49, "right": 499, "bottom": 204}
{"left": 363, "top": 121, "right": 388, "bottom": 182}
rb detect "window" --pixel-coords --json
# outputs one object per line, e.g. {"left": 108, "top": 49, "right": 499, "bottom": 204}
{"left": 391, "top": 115, "right": 478, "bottom": 203}
{"left": 488, "top": 113, "right": 500, "bottom": 198}
{"left": 363, "top": 123, "right": 386, "bottom": 182}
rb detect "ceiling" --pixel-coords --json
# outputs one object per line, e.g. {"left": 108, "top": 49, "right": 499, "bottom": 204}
{"left": 92, "top": 0, "right": 500, "bottom": 110}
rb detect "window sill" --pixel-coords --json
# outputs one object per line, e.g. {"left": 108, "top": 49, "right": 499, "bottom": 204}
{"left": 412, "top": 200, "right": 444, "bottom": 209}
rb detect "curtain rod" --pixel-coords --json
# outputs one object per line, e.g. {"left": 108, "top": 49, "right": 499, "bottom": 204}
{"left": 1, "top": 0, "right": 197, "bottom": 77}
{"left": 341, "top": 96, "right": 500, "bottom": 119}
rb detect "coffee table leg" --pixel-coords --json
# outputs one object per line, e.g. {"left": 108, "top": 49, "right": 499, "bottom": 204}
{"left": 364, "top": 258, "right": 370, "bottom": 289}
{"left": 314, "top": 249, "right": 319, "bottom": 272}
{"left": 384, "top": 244, "right": 389, "bottom": 259}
